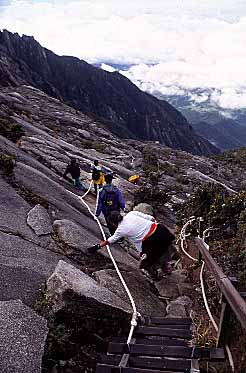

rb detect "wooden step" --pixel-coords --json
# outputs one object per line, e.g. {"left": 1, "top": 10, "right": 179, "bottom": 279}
{"left": 111, "top": 337, "right": 188, "bottom": 347}
{"left": 144, "top": 317, "right": 192, "bottom": 326}
{"left": 130, "top": 356, "right": 191, "bottom": 371}
{"left": 136, "top": 326, "right": 192, "bottom": 339}
{"left": 108, "top": 343, "right": 225, "bottom": 361}
{"left": 97, "top": 366, "right": 185, "bottom": 373}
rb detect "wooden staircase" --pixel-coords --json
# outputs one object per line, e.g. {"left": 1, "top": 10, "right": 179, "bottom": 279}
{"left": 96, "top": 317, "right": 225, "bottom": 373}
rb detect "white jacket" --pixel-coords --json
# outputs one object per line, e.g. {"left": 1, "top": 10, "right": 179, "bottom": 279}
{"left": 108, "top": 210, "right": 154, "bottom": 252}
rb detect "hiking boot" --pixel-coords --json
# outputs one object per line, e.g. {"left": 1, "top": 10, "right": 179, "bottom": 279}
{"left": 141, "top": 268, "right": 152, "bottom": 279}
{"left": 162, "top": 262, "right": 172, "bottom": 275}
{"left": 155, "top": 267, "right": 163, "bottom": 281}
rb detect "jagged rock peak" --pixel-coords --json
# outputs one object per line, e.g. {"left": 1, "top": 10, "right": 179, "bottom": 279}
{"left": 0, "top": 29, "right": 219, "bottom": 156}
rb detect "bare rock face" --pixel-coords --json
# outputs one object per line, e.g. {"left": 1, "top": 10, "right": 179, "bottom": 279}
{"left": 155, "top": 270, "right": 193, "bottom": 300}
{"left": 0, "top": 299, "right": 48, "bottom": 373}
{"left": 0, "top": 29, "right": 219, "bottom": 156}
{"left": 46, "top": 260, "right": 131, "bottom": 313}
{"left": 166, "top": 296, "right": 192, "bottom": 318}
{"left": 94, "top": 269, "right": 166, "bottom": 317}
{"left": 78, "top": 129, "right": 91, "bottom": 139}
{"left": 53, "top": 219, "right": 96, "bottom": 254}
{"left": 133, "top": 203, "right": 154, "bottom": 215}
{"left": 27, "top": 204, "right": 53, "bottom": 236}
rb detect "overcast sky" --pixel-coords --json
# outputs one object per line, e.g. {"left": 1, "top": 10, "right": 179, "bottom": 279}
{"left": 1, "top": 0, "right": 246, "bottom": 109}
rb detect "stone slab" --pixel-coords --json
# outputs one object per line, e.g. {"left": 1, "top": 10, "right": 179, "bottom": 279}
{"left": 94, "top": 269, "right": 166, "bottom": 317}
{"left": 46, "top": 260, "right": 131, "bottom": 313}
{"left": 27, "top": 204, "right": 53, "bottom": 236}
{"left": 0, "top": 299, "right": 48, "bottom": 373}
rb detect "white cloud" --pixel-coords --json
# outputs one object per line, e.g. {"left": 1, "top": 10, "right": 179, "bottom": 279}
{"left": 1, "top": 0, "right": 246, "bottom": 108}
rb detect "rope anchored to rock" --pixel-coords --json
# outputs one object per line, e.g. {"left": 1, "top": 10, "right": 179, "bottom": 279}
{"left": 68, "top": 180, "right": 139, "bottom": 345}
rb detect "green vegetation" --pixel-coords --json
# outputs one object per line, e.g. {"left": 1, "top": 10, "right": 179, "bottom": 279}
{"left": 17, "top": 185, "right": 49, "bottom": 209}
{"left": 0, "top": 154, "right": 15, "bottom": 176}
{"left": 134, "top": 184, "right": 169, "bottom": 212}
{"left": 160, "top": 161, "right": 179, "bottom": 177}
{"left": 215, "top": 147, "right": 246, "bottom": 170}
{"left": 81, "top": 139, "right": 107, "bottom": 153}
{"left": 178, "top": 183, "right": 246, "bottom": 232}
{"left": 178, "top": 184, "right": 246, "bottom": 372}
{"left": 0, "top": 118, "right": 25, "bottom": 142}
{"left": 142, "top": 146, "right": 159, "bottom": 176}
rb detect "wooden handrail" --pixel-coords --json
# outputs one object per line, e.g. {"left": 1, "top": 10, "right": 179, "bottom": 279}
{"left": 195, "top": 237, "right": 246, "bottom": 330}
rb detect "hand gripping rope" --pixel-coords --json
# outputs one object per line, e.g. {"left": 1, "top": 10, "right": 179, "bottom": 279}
{"left": 68, "top": 180, "right": 139, "bottom": 346}
{"left": 178, "top": 217, "right": 235, "bottom": 371}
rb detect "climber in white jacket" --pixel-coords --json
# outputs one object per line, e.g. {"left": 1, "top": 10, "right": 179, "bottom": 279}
{"left": 98, "top": 210, "right": 174, "bottom": 279}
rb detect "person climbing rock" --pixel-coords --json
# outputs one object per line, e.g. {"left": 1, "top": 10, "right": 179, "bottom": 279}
{"left": 96, "top": 210, "right": 175, "bottom": 280}
{"left": 95, "top": 173, "right": 125, "bottom": 234}
{"left": 63, "top": 158, "right": 86, "bottom": 191}
{"left": 91, "top": 160, "right": 105, "bottom": 194}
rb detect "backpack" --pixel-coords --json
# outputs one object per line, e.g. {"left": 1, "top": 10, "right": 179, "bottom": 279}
{"left": 92, "top": 167, "right": 101, "bottom": 181}
{"left": 101, "top": 187, "right": 119, "bottom": 214}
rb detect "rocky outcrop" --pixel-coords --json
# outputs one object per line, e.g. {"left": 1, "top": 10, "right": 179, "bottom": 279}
{"left": 155, "top": 270, "right": 193, "bottom": 299}
{"left": 46, "top": 260, "right": 131, "bottom": 313}
{"left": 133, "top": 203, "right": 154, "bottom": 215}
{"left": 0, "top": 300, "right": 48, "bottom": 373}
{"left": 27, "top": 204, "right": 53, "bottom": 236}
{"left": 94, "top": 269, "right": 166, "bottom": 317}
{"left": 0, "top": 30, "right": 219, "bottom": 156}
{"left": 166, "top": 296, "right": 192, "bottom": 318}
{"left": 0, "top": 175, "right": 61, "bottom": 306}
{"left": 53, "top": 219, "right": 96, "bottom": 254}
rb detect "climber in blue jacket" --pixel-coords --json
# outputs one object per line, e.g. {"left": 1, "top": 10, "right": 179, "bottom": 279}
{"left": 95, "top": 173, "right": 125, "bottom": 234}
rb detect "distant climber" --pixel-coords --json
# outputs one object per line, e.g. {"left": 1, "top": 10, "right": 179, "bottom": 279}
{"left": 91, "top": 160, "right": 105, "bottom": 194}
{"left": 92, "top": 210, "right": 174, "bottom": 280}
{"left": 63, "top": 158, "right": 86, "bottom": 191}
{"left": 95, "top": 173, "right": 125, "bottom": 234}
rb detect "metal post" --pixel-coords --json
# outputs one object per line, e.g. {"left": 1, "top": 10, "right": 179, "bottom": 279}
{"left": 198, "top": 217, "right": 204, "bottom": 264}
{"left": 217, "top": 278, "right": 238, "bottom": 348}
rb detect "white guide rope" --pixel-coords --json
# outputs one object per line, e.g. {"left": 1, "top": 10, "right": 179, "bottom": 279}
{"left": 68, "top": 180, "right": 138, "bottom": 345}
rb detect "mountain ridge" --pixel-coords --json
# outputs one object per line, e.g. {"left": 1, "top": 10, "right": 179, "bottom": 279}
{"left": 0, "top": 29, "right": 218, "bottom": 156}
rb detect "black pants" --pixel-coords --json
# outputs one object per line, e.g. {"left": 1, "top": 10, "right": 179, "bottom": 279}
{"left": 94, "top": 183, "right": 102, "bottom": 193}
{"left": 105, "top": 215, "right": 117, "bottom": 235}
{"left": 140, "top": 224, "right": 174, "bottom": 270}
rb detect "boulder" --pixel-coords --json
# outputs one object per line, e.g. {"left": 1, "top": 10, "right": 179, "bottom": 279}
{"left": 27, "top": 204, "right": 53, "bottom": 236}
{"left": 134, "top": 203, "right": 153, "bottom": 215}
{"left": 94, "top": 269, "right": 166, "bottom": 317}
{"left": 155, "top": 270, "right": 192, "bottom": 299}
{"left": 0, "top": 299, "right": 48, "bottom": 373}
{"left": 53, "top": 219, "right": 96, "bottom": 253}
{"left": 78, "top": 129, "right": 91, "bottom": 139}
{"left": 99, "top": 243, "right": 139, "bottom": 270}
{"left": 46, "top": 260, "right": 131, "bottom": 313}
{"left": 166, "top": 296, "right": 192, "bottom": 318}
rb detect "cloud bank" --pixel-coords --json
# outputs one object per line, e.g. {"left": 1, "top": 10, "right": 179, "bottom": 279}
{"left": 1, "top": 0, "right": 246, "bottom": 109}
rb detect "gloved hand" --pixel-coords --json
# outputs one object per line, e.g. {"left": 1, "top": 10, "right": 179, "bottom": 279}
{"left": 87, "top": 244, "right": 101, "bottom": 255}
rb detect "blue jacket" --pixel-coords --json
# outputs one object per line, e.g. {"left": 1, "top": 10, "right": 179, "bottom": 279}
{"left": 95, "top": 184, "right": 125, "bottom": 217}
